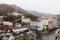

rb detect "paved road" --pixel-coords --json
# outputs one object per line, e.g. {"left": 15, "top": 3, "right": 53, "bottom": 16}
{"left": 42, "top": 31, "right": 56, "bottom": 40}
{"left": 43, "top": 33, "right": 55, "bottom": 40}
{"left": 38, "top": 32, "right": 55, "bottom": 40}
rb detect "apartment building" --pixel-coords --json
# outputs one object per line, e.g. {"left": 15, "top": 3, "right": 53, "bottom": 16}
{"left": 56, "top": 15, "right": 60, "bottom": 27}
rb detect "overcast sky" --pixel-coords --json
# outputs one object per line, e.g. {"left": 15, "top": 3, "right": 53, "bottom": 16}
{"left": 0, "top": 0, "right": 60, "bottom": 14}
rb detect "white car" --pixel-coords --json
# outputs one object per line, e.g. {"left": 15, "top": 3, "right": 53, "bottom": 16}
{"left": 14, "top": 23, "right": 21, "bottom": 27}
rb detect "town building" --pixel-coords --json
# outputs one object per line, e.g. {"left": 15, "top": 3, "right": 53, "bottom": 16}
{"left": 56, "top": 15, "right": 60, "bottom": 27}
{"left": 40, "top": 16, "right": 57, "bottom": 30}
{"left": 41, "top": 16, "right": 48, "bottom": 31}
{"left": 48, "top": 16, "right": 57, "bottom": 29}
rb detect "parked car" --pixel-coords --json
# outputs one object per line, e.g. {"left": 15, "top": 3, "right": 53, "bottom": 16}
{"left": 14, "top": 23, "right": 21, "bottom": 27}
